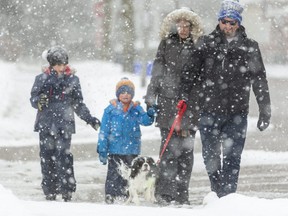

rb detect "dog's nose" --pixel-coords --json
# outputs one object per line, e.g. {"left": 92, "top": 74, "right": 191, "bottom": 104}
{"left": 143, "top": 163, "right": 150, "bottom": 171}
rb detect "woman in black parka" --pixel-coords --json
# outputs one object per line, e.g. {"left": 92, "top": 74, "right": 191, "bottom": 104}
{"left": 145, "top": 8, "right": 203, "bottom": 205}
{"left": 30, "top": 46, "right": 100, "bottom": 201}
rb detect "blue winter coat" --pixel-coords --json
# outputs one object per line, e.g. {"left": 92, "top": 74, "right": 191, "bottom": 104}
{"left": 30, "top": 67, "right": 96, "bottom": 135}
{"left": 97, "top": 99, "right": 154, "bottom": 156}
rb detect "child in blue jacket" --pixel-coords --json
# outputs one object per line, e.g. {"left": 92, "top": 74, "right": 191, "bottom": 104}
{"left": 97, "top": 77, "right": 156, "bottom": 204}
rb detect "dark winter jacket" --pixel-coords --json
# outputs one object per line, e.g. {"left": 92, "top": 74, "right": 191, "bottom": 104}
{"left": 183, "top": 25, "right": 271, "bottom": 117}
{"left": 30, "top": 67, "right": 96, "bottom": 134}
{"left": 145, "top": 8, "right": 203, "bottom": 131}
{"left": 97, "top": 99, "right": 154, "bottom": 156}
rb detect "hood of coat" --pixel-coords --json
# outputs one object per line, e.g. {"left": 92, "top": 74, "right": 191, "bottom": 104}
{"left": 159, "top": 7, "right": 204, "bottom": 43}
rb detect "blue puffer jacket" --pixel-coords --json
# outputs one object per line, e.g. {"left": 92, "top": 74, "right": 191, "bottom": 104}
{"left": 30, "top": 67, "right": 96, "bottom": 135}
{"left": 97, "top": 99, "right": 154, "bottom": 156}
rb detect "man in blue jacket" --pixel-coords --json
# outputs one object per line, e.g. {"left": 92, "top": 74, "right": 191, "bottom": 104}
{"left": 30, "top": 46, "right": 101, "bottom": 201}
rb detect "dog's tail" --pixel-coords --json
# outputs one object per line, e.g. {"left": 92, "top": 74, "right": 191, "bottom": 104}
{"left": 116, "top": 160, "right": 131, "bottom": 180}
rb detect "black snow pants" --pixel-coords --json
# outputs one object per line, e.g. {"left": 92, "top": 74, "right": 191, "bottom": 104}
{"left": 39, "top": 131, "right": 76, "bottom": 196}
{"left": 105, "top": 154, "right": 137, "bottom": 199}
{"left": 156, "top": 128, "right": 195, "bottom": 204}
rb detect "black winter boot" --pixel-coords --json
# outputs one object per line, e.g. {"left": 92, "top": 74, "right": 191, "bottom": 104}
{"left": 62, "top": 192, "right": 72, "bottom": 202}
{"left": 46, "top": 194, "right": 56, "bottom": 201}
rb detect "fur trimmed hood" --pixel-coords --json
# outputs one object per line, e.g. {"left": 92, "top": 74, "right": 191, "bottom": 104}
{"left": 159, "top": 7, "right": 204, "bottom": 43}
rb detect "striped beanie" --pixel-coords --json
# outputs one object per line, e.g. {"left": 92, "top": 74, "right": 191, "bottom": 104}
{"left": 116, "top": 77, "right": 135, "bottom": 99}
{"left": 218, "top": 0, "right": 244, "bottom": 24}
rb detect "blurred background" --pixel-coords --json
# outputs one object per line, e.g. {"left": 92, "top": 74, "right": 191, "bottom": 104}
{"left": 1, "top": 0, "right": 287, "bottom": 76}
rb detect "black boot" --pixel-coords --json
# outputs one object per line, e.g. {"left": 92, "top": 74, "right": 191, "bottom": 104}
{"left": 46, "top": 194, "right": 56, "bottom": 201}
{"left": 62, "top": 192, "right": 72, "bottom": 202}
{"left": 105, "top": 194, "right": 114, "bottom": 204}
{"left": 156, "top": 194, "right": 174, "bottom": 206}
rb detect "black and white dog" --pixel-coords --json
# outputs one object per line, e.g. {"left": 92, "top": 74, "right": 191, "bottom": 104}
{"left": 119, "top": 156, "right": 158, "bottom": 205}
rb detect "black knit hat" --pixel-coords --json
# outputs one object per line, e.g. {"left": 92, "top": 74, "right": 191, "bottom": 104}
{"left": 46, "top": 46, "right": 69, "bottom": 66}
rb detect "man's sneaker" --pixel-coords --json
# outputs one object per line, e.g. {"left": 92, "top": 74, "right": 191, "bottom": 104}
{"left": 62, "top": 192, "right": 72, "bottom": 202}
{"left": 105, "top": 194, "right": 114, "bottom": 204}
{"left": 46, "top": 194, "right": 56, "bottom": 201}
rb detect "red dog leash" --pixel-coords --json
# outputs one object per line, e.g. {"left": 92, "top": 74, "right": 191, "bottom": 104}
{"left": 157, "top": 100, "right": 187, "bottom": 164}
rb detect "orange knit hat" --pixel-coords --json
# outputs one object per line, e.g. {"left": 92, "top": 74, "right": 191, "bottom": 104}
{"left": 116, "top": 77, "right": 135, "bottom": 98}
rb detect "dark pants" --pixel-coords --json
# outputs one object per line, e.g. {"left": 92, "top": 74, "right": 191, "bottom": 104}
{"left": 199, "top": 113, "right": 247, "bottom": 197}
{"left": 156, "top": 128, "right": 195, "bottom": 204}
{"left": 39, "top": 131, "right": 76, "bottom": 196}
{"left": 105, "top": 154, "right": 137, "bottom": 199}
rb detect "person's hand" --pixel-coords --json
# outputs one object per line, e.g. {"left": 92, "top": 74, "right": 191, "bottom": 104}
{"left": 145, "top": 102, "right": 152, "bottom": 111}
{"left": 177, "top": 100, "right": 186, "bottom": 110}
{"left": 90, "top": 117, "right": 101, "bottom": 131}
{"left": 144, "top": 95, "right": 156, "bottom": 110}
{"left": 98, "top": 152, "right": 107, "bottom": 165}
{"left": 257, "top": 112, "right": 270, "bottom": 131}
{"left": 38, "top": 93, "right": 49, "bottom": 111}
{"left": 147, "top": 106, "right": 157, "bottom": 117}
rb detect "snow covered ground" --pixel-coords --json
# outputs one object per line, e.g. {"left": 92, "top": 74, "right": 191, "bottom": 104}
{"left": 2, "top": 182, "right": 288, "bottom": 216}
{"left": 1, "top": 60, "right": 288, "bottom": 215}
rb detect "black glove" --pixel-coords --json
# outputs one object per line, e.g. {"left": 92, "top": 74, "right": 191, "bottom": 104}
{"left": 90, "top": 117, "right": 101, "bottom": 131}
{"left": 257, "top": 112, "right": 270, "bottom": 131}
{"left": 38, "top": 93, "right": 49, "bottom": 111}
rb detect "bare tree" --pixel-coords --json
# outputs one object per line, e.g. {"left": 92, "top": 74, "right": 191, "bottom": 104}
{"left": 140, "top": 0, "right": 153, "bottom": 87}
{"left": 262, "top": 0, "right": 288, "bottom": 63}
{"left": 0, "top": 0, "right": 98, "bottom": 61}
{"left": 120, "top": 0, "right": 136, "bottom": 73}
{"left": 94, "top": 0, "right": 113, "bottom": 61}
{"left": 0, "top": 0, "right": 23, "bottom": 61}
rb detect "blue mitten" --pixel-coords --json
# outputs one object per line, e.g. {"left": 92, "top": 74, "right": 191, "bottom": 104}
{"left": 147, "top": 106, "right": 156, "bottom": 117}
{"left": 99, "top": 152, "right": 107, "bottom": 165}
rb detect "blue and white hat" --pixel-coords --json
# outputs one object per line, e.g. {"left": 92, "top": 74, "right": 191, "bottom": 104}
{"left": 218, "top": 0, "right": 244, "bottom": 24}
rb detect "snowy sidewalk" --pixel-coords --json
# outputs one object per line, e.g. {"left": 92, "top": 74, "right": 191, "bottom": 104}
{"left": 1, "top": 140, "right": 288, "bottom": 206}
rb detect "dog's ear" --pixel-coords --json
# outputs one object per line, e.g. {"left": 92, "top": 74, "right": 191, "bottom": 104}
{"left": 146, "top": 157, "right": 156, "bottom": 166}
{"left": 148, "top": 157, "right": 159, "bottom": 178}
{"left": 130, "top": 157, "right": 144, "bottom": 179}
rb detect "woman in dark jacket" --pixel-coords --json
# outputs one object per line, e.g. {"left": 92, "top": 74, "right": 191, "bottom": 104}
{"left": 145, "top": 8, "right": 203, "bottom": 205}
{"left": 30, "top": 46, "right": 100, "bottom": 201}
